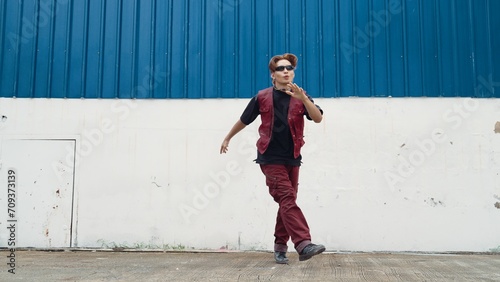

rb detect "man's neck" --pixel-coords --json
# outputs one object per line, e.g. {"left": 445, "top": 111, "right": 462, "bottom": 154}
{"left": 274, "top": 83, "right": 290, "bottom": 92}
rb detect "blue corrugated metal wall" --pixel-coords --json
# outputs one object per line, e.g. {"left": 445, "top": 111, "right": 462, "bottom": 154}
{"left": 0, "top": 0, "right": 499, "bottom": 99}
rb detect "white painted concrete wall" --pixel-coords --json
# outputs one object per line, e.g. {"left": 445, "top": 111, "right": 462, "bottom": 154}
{"left": 0, "top": 97, "right": 499, "bottom": 252}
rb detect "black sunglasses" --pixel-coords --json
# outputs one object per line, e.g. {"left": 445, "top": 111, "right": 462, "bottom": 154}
{"left": 275, "top": 65, "right": 294, "bottom": 71}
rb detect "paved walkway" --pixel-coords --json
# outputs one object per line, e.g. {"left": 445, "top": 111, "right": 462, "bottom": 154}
{"left": 1, "top": 250, "right": 499, "bottom": 281}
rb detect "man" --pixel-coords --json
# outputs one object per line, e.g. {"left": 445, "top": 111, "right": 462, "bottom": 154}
{"left": 220, "top": 53, "right": 325, "bottom": 264}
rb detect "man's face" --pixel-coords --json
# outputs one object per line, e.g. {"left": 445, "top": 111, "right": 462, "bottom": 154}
{"left": 271, "top": 59, "right": 295, "bottom": 86}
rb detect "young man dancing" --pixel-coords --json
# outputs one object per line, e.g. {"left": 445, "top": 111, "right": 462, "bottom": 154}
{"left": 220, "top": 53, "right": 325, "bottom": 264}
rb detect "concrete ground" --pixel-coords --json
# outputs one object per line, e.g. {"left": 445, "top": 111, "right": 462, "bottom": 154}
{"left": 1, "top": 250, "right": 499, "bottom": 281}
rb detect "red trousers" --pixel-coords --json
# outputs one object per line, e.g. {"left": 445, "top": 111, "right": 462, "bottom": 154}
{"left": 260, "top": 164, "right": 311, "bottom": 253}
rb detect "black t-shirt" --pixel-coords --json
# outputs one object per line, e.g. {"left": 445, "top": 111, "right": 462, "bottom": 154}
{"left": 240, "top": 88, "right": 321, "bottom": 166}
